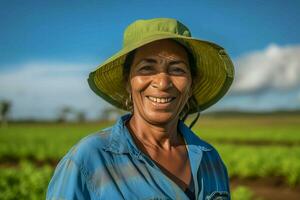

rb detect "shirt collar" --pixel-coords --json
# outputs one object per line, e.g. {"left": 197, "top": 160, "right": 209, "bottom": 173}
{"left": 102, "top": 114, "right": 212, "bottom": 156}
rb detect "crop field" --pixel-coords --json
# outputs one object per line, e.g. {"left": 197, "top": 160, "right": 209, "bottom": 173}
{"left": 0, "top": 114, "right": 299, "bottom": 200}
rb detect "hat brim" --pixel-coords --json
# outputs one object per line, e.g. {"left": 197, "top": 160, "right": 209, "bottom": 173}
{"left": 88, "top": 33, "right": 234, "bottom": 114}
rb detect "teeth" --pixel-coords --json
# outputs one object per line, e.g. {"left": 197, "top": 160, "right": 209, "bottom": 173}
{"left": 148, "top": 96, "right": 173, "bottom": 103}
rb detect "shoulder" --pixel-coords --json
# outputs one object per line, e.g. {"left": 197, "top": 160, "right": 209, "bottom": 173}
{"left": 200, "top": 139, "right": 227, "bottom": 170}
{"left": 181, "top": 123, "right": 229, "bottom": 177}
{"left": 63, "top": 127, "right": 114, "bottom": 168}
{"left": 57, "top": 114, "right": 132, "bottom": 173}
{"left": 197, "top": 135, "right": 223, "bottom": 161}
{"left": 180, "top": 121, "right": 223, "bottom": 160}
{"left": 190, "top": 130, "right": 226, "bottom": 167}
{"left": 47, "top": 127, "right": 117, "bottom": 199}
{"left": 181, "top": 121, "right": 221, "bottom": 158}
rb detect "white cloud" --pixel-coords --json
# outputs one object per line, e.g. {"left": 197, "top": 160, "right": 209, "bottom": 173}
{"left": 0, "top": 61, "right": 111, "bottom": 120}
{"left": 231, "top": 44, "right": 300, "bottom": 94}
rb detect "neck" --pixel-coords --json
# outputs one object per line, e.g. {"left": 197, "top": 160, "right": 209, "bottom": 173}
{"left": 127, "top": 113, "right": 181, "bottom": 150}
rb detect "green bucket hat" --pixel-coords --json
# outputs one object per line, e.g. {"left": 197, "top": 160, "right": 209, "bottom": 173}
{"left": 88, "top": 18, "right": 234, "bottom": 114}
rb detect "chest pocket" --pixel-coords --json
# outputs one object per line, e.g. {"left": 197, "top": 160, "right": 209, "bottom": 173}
{"left": 206, "top": 191, "right": 229, "bottom": 200}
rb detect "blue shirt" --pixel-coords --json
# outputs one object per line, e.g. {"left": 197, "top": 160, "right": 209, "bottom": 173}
{"left": 47, "top": 114, "right": 230, "bottom": 200}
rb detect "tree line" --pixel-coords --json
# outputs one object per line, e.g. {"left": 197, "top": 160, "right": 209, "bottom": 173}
{"left": 0, "top": 100, "right": 126, "bottom": 125}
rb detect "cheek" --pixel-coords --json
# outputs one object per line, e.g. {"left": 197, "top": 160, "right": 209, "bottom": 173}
{"left": 130, "top": 76, "right": 151, "bottom": 93}
{"left": 172, "top": 77, "right": 192, "bottom": 95}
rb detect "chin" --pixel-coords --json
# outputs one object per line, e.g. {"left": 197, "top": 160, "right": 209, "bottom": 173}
{"left": 143, "top": 109, "right": 179, "bottom": 125}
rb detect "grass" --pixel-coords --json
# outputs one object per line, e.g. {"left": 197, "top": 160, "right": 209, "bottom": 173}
{"left": 0, "top": 115, "right": 300, "bottom": 199}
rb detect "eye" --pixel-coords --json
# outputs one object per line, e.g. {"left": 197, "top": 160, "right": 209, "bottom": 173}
{"left": 169, "top": 66, "right": 187, "bottom": 75}
{"left": 137, "top": 65, "right": 154, "bottom": 74}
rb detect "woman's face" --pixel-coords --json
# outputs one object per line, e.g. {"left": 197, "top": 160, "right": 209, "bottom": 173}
{"left": 129, "top": 39, "right": 192, "bottom": 125}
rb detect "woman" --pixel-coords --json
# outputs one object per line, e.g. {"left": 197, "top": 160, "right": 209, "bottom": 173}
{"left": 47, "top": 18, "right": 234, "bottom": 200}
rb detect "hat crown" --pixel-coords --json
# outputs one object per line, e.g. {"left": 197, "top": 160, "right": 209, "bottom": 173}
{"left": 123, "top": 18, "right": 191, "bottom": 47}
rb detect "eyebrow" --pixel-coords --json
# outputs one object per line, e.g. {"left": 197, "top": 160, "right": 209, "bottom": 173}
{"left": 137, "top": 58, "right": 188, "bottom": 66}
{"left": 138, "top": 58, "right": 157, "bottom": 65}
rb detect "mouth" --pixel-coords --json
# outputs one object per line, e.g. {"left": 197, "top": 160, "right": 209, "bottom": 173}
{"left": 146, "top": 96, "right": 176, "bottom": 104}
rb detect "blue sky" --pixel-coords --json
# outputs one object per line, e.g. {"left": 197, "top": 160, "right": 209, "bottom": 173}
{"left": 0, "top": 0, "right": 300, "bottom": 119}
{"left": 1, "top": 0, "right": 299, "bottom": 63}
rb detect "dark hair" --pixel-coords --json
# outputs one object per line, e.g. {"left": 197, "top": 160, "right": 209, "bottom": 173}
{"left": 123, "top": 49, "right": 136, "bottom": 84}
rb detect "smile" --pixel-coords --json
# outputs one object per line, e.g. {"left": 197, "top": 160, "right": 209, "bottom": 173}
{"left": 147, "top": 96, "right": 175, "bottom": 104}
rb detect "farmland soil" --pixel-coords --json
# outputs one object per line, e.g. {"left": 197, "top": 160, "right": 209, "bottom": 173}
{"left": 231, "top": 177, "right": 300, "bottom": 200}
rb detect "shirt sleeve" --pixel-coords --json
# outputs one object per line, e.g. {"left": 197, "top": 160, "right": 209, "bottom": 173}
{"left": 46, "top": 157, "right": 91, "bottom": 200}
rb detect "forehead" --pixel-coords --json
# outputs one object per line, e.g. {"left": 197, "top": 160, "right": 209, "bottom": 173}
{"left": 133, "top": 39, "right": 189, "bottom": 63}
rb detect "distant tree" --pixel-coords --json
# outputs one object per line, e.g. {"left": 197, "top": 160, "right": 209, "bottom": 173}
{"left": 98, "top": 107, "right": 126, "bottom": 121}
{"left": 0, "top": 100, "right": 11, "bottom": 126}
{"left": 76, "top": 111, "right": 86, "bottom": 123}
{"left": 57, "top": 106, "right": 72, "bottom": 123}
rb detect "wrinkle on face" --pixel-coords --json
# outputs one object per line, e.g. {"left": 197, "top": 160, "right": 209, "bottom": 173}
{"left": 128, "top": 39, "right": 192, "bottom": 126}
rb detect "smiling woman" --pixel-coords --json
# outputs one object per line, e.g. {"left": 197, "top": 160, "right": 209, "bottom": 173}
{"left": 46, "top": 18, "right": 234, "bottom": 200}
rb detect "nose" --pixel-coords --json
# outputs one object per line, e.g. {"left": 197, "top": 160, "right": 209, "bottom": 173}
{"left": 151, "top": 73, "right": 173, "bottom": 90}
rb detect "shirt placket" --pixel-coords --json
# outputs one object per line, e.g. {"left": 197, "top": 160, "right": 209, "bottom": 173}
{"left": 133, "top": 148, "right": 190, "bottom": 200}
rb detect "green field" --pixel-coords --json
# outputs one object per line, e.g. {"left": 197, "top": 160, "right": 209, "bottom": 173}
{"left": 0, "top": 115, "right": 300, "bottom": 200}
